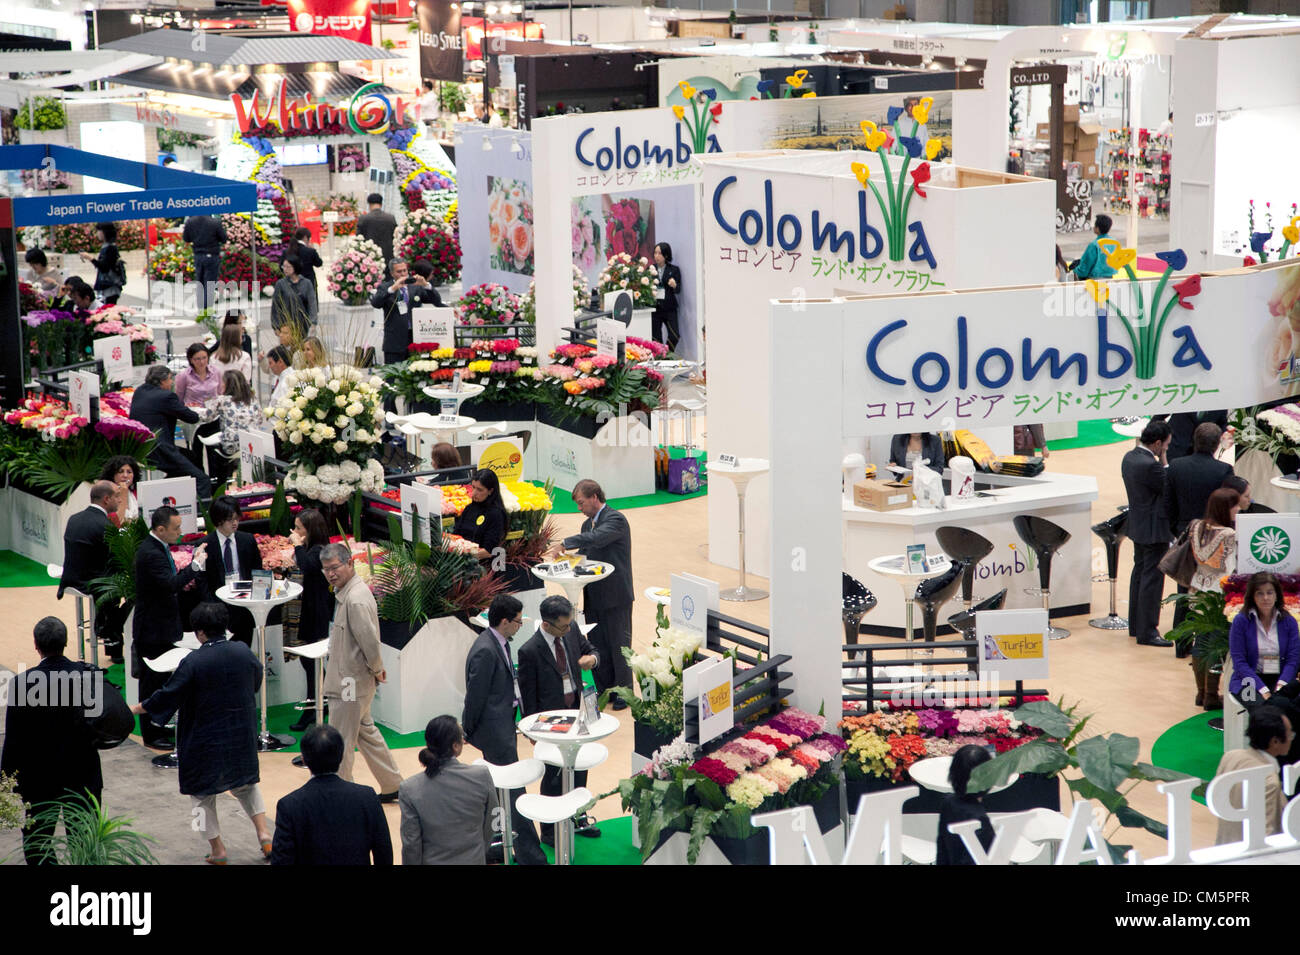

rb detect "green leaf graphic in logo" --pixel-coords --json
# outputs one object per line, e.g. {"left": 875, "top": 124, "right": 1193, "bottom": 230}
{"left": 1251, "top": 526, "right": 1291, "bottom": 565}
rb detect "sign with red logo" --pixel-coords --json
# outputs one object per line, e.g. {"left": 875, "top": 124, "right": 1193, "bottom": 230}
{"left": 286, "top": 0, "right": 372, "bottom": 43}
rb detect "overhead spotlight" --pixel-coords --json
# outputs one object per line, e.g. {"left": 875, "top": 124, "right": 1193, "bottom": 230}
{"left": 510, "top": 137, "right": 523, "bottom": 155}
{"left": 482, "top": 136, "right": 493, "bottom": 151}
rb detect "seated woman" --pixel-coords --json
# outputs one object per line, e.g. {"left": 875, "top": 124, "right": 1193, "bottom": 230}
{"left": 431, "top": 442, "right": 462, "bottom": 470}
{"left": 210, "top": 324, "right": 253, "bottom": 392}
{"left": 1229, "top": 571, "right": 1300, "bottom": 710}
{"left": 935, "top": 744, "right": 995, "bottom": 866}
{"left": 1223, "top": 475, "right": 1275, "bottom": 514}
{"left": 451, "top": 468, "right": 507, "bottom": 561}
{"left": 206, "top": 371, "right": 264, "bottom": 485}
{"left": 399, "top": 716, "right": 497, "bottom": 865}
{"left": 99, "top": 454, "right": 141, "bottom": 528}
{"left": 295, "top": 336, "right": 329, "bottom": 370}
{"left": 888, "top": 432, "right": 945, "bottom": 471}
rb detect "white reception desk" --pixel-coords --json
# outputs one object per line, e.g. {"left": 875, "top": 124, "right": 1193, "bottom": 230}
{"left": 844, "top": 470, "right": 1099, "bottom": 637}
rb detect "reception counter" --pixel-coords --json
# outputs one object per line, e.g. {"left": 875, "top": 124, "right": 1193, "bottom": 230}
{"left": 844, "top": 470, "right": 1099, "bottom": 637}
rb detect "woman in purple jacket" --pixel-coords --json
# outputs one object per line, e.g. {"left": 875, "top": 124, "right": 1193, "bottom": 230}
{"left": 1229, "top": 572, "right": 1300, "bottom": 706}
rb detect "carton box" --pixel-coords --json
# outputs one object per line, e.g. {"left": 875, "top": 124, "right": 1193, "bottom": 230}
{"left": 853, "top": 479, "right": 912, "bottom": 511}
{"left": 1063, "top": 104, "right": 1080, "bottom": 123}
{"left": 1034, "top": 122, "right": 1051, "bottom": 141}
{"left": 1073, "top": 127, "right": 1100, "bottom": 155}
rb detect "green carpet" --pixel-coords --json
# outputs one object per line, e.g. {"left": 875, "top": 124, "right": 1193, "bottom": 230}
{"left": 539, "top": 815, "right": 642, "bottom": 865}
{"left": 1047, "top": 418, "right": 1131, "bottom": 452}
{"left": 1150, "top": 710, "right": 1226, "bottom": 805}
{"left": 542, "top": 449, "right": 708, "bottom": 513}
{"left": 0, "top": 550, "right": 57, "bottom": 587}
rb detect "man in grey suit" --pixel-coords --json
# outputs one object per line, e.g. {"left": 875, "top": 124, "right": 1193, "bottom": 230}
{"left": 558, "top": 479, "right": 634, "bottom": 707}
{"left": 1121, "top": 418, "right": 1174, "bottom": 647}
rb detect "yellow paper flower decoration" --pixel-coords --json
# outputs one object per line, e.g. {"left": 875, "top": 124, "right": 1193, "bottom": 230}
{"left": 678, "top": 81, "right": 696, "bottom": 99}
{"left": 925, "top": 138, "right": 942, "bottom": 160}
{"left": 672, "top": 105, "right": 685, "bottom": 120}
{"left": 1284, "top": 216, "right": 1300, "bottom": 244}
{"left": 851, "top": 162, "right": 871, "bottom": 187}
{"left": 802, "top": 91, "right": 817, "bottom": 98}
{"left": 1085, "top": 279, "right": 1109, "bottom": 305}
{"left": 860, "top": 121, "right": 887, "bottom": 151}
{"left": 1096, "top": 238, "right": 1119, "bottom": 258}
{"left": 1104, "top": 244, "right": 1137, "bottom": 270}
{"left": 912, "top": 96, "right": 934, "bottom": 124}
{"left": 786, "top": 69, "right": 810, "bottom": 89}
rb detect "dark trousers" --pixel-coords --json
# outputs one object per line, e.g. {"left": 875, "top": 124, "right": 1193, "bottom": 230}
{"left": 20, "top": 785, "right": 102, "bottom": 865}
{"left": 652, "top": 308, "right": 680, "bottom": 352}
{"left": 588, "top": 603, "right": 634, "bottom": 695}
{"left": 194, "top": 252, "right": 221, "bottom": 311}
{"left": 478, "top": 733, "right": 546, "bottom": 865}
{"left": 150, "top": 441, "right": 213, "bottom": 499}
{"left": 1128, "top": 541, "right": 1167, "bottom": 642}
{"left": 228, "top": 605, "right": 255, "bottom": 647}
{"left": 137, "top": 662, "right": 171, "bottom": 745}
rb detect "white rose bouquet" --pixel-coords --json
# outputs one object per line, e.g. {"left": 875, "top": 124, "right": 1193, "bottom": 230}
{"left": 597, "top": 252, "right": 659, "bottom": 309}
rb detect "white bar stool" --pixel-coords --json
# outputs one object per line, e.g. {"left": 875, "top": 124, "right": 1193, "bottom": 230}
{"left": 143, "top": 637, "right": 199, "bottom": 769}
{"left": 532, "top": 740, "right": 609, "bottom": 859}
{"left": 667, "top": 397, "right": 705, "bottom": 452}
{"left": 49, "top": 563, "right": 98, "bottom": 666}
{"left": 473, "top": 757, "right": 545, "bottom": 866}
{"left": 281, "top": 638, "right": 330, "bottom": 727}
{"left": 516, "top": 788, "right": 594, "bottom": 866}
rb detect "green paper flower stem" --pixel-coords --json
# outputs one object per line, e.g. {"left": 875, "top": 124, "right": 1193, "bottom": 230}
{"left": 876, "top": 147, "right": 901, "bottom": 259}
{"left": 1147, "top": 294, "right": 1185, "bottom": 379}
{"left": 1110, "top": 302, "right": 1142, "bottom": 375}
{"left": 866, "top": 180, "right": 895, "bottom": 246}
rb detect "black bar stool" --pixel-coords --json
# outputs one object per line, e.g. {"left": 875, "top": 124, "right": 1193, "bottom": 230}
{"left": 947, "top": 588, "right": 1009, "bottom": 638}
{"left": 842, "top": 573, "right": 877, "bottom": 646}
{"left": 1012, "top": 515, "right": 1072, "bottom": 640}
{"left": 1089, "top": 511, "right": 1129, "bottom": 630}
{"left": 915, "top": 558, "right": 970, "bottom": 642}
{"left": 935, "top": 526, "right": 995, "bottom": 611}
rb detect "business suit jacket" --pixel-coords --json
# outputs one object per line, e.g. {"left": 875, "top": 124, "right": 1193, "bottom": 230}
{"left": 129, "top": 382, "right": 200, "bottom": 449}
{"left": 889, "top": 433, "right": 946, "bottom": 470}
{"left": 322, "top": 573, "right": 385, "bottom": 702}
{"left": 294, "top": 544, "right": 333, "bottom": 644}
{"left": 398, "top": 761, "right": 498, "bottom": 865}
{"left": 132, "top": 534, "right": 203, "bottom": 658}
{"left": 561, "top": 505, "right": 634, "bottom": 613}
{"left": 271, "top": 774, "right": 393, "bottom": 865}
{"left": 1228, "top": 611, "right": 1300, "bottom": 697}
{"left": 655, "top": 263, "right": 682, "bottom": 313}
{"left": 518, "top": 626, "right": 597, "bottom": 716}
{"left": 357, "top": 209, "right": 398, "bottom": 264}
{"left": 1, "top": 656, "right": 102, "bottom": 800}
{"left": 60, "top": 505, "right": 111, "bottom": 598}
{"left": 1213, "top": 747, "right": 1283, "bottom": 845}
{"left": 1160, "top": 410, "right": 1228, "bottom": 462}
{"left": 203, "top": 530, "right": 262, "bottom": 589}
{"left": 462, "top": 628, "right": 518, "bottom": 759}
{"left": 372, "top": 279, "right": 441, "bottom": 356}
{"left": 1165, "top": 452, "right": 1233, "bottom": 535}
{"left": 1121, "top": 446, "right": 1171, "bottom": 545}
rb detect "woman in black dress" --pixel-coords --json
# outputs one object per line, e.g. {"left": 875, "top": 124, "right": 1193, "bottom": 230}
{"left": 289, "top": 508, "right": 332, "bottom": 731}
{"left": 651, "top": 241, "right": 682, "bottom": 352}
{"left": 935, "top": 744, "right": 995, "bottom": 865}
{"left": 79, "top": 221, "right": 123, "bottom": 305}
{"left": 452, "top": 469, "right": 507, "bottom": 561}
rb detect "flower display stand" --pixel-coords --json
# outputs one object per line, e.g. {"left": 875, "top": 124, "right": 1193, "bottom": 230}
{"left": 535, "top": 411, "right": 655, "bottom": 499}
{"left": 0, "top": 482, "right": 91, "bottom": 567}
{"left": 373, "top": 613, "right": 479, "bottom": 734}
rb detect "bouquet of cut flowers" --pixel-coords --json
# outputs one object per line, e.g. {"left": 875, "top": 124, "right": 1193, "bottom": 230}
{"left": 454, "top": 283, "right": 522, "bottom": 325}
{"left": 327, "top": 236, "right": 385, "bottom": 307}
{"left": 597, "top": 252, "right": 659, "bottom": 309}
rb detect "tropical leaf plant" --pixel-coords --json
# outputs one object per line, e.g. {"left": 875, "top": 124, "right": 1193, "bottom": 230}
{"left": 24, "top": 434, "right": 154, "bottom": 503}
{"left": 372, "top": 513, "right": 505, "bottom": 629}
{"left": 28, "top": 791, "right": 157, "bottom": 865}
{"left": 88, "top": 516, "right": 148, "bottom": 609}
{"left": 1163, "top": 589, "right": 1230, "bottom": 669}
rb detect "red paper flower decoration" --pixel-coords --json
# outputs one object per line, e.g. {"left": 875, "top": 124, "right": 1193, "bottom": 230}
{"left": 910, "top": 162, "right": 932, "bottom": 198}
{"left": 1173, "top": 273, "right": 1202, "bottom": 309}
{"left": 710, "top": 103, "right": 723, "bottom": 124}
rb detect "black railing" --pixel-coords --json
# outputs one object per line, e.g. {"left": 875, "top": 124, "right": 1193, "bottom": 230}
{"left": 842, "top": 638, "right": 1046, "bottom": 708}
{"left": 454, "top": 323, "right": 536, "bottom": 347}
{"left": 680, "top": 610, "right": 794, "bottom": 742}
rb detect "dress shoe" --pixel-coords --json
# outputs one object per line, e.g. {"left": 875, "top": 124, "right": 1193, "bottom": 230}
{"left": 288, "top": 712, "right": 315, "bottom": 732}
{"left": 1208, "top": 717, "right": 1225, "bottom": 731}
{"left": 575, "top": 814, "right": 602, "bottom": 838}
{"left": 610, "top": 698, "right": 629, "bottom": 711}
{"left": 291, "top": 755, "right": 305, "bottom": 767}
{"left": 1137, "top": 636, "right": 1173, "bottom": 647}
{"left": 143, "top": 738, "right": 174, "bottom": 751}
{"left": 378, "top": 791, "right": 399, "bottom": 804}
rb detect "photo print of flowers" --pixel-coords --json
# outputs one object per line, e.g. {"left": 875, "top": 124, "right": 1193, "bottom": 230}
{"left": 603, "top": 196, "right": 656, "bottom": 262}
{"left": 487, "top": 176, "right": 534, "bottom": 275}
{"left": 572, "top": 199, "right": 601, "bottom": 274}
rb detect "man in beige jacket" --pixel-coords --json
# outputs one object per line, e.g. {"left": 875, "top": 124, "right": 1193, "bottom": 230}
{"left": 320, "top": 543, "right": 403, "bottom": 800}
{"left": 1213, "top": 705, "right": 1292, "bottom": 846}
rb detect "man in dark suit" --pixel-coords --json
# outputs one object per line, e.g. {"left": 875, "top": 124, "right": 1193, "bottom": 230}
{"left": 1166, "top": 422, "right": 1235, "bottom": 646}
{"left": 129, "top": 364, "right": 212, "bottom": 499}
{"left": 201, "top": 496, "right": 263, "bottom": 646}
{"left": 133, "top": 505, "right": 208, "bottom": 747}
{"left": 1158, "top": 410, "right": 1228, "bottom": 462}
{"left": 357, "top": 192, "right": 398, "bottom": 265}
{"left": 559, "top": 478, "right": 635, "bottom": 706}
{"left": 58, "top": 481, "right": 116, "bottom": 600}
{"left": 271, "top": 724, "right": 393, "bottom": 865}
{"left": 1, "top": 617, "right": 103, "bottom": 865}
{"left": 372, "top": 258, "right": 441, "bottom": 367}
{"left": 463, "top": 594, "right": 547, "bottom": 865}
{"left": 518, "top": 594, "right": 600, "bottom": 846}
{"left": 1122, "top": 419, "right": 1174, "bottom": 647}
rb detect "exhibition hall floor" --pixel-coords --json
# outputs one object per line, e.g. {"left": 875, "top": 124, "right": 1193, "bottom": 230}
{"left": 0, "top": 427, "right": 1225, "bottom": 863}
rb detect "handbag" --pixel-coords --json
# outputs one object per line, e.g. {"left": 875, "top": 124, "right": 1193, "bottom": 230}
{"left": 1158, "top": 527, "right": 1197, "bottom": 587}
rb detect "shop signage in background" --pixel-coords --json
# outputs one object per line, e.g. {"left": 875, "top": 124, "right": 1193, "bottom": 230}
{"left": 683, "top": 656, "right": 733, "bottom": 745}
{"left": 138, "top": 477, "right": 198, "bottom": 534}
{"left": 68, "top": 371, "right": 98, "bottom": 422}
{"left": 400, "top": 482, "right": 443, "bottom": 543}
{"left": 669, "top": 572, "right": 716, "bottom": 636}
{"left": 416, "top": 0, "right": 463, "bottom": 82}
{"left": 1236, "top": 514, "right": 1300, "bottom": 575}
{"left": 413, "top": 307, "right": 456, "bottom": 346}
{"left": 238, "top": 428, "right": 276, "bottom": 486}
{"left": 92, "top": 335, "right": 132, "bottom": 383}
{"left": 287, "top": 0, "right": 371, "bottom": 43}
{"left": 471, "top": 435, "right": 525, "bottom": 482}
{"left": 230, "top": 78, "right": 411, "bottom": 136}
{"left": 974, "top": 608, "right": 1050, "bottom": 682}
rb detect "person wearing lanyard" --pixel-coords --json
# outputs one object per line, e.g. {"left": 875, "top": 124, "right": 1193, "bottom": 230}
{"left": 452, "top": 469, "right": 507, "bottom": 561}
{"left": 462, "top": 594, "right": 548, "bottom": 865}
{"left": 1229, "top": 571, "right": 1300, "bottom": 709}
{"left": 201, "top": 496, "right": 262, "bottom": 647}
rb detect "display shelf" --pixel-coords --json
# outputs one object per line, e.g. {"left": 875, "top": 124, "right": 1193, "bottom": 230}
{"left": 1101, "top": 129, "right": 1171, "bottom": 220}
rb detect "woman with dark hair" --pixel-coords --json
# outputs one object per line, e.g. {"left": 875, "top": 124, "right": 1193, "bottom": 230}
{"left": 1222, "top": 475, "right": 1274, "bottom": 514}
{"left": 210, "top": 323, "right": 253, "bottom": 390}
{"left": 1229, "top": 572, "right": 1300, "bottom": 710}
{"left": 398, "top": 716, "right": 497, "bottom": 865}
{"left": 651, "top": 241, "right": 681, "bottom": 351}
{"left": 99, "top": 455, "right": 142, "bottom": 527}
{"left": 175, "top": 343, "right": 218, "bottom": 407}
{"left": 889, "top": 432, "right": 946, "bottom": 471}
{"left": 935, "top": 744, "right": 995, "bottom": 865}
{"left": 288, "top": 508, "right": 332, "bottom": 731}
{"left": 209, "top": 370, "right": 262, "bottom": 457}
{"left": 452, "top": 468, "right": 507, "bottom": 560}
{"left": 272, "top": 255, "right": 318, "bottom": 330}
{"left": 1187, "top": 488, "right": 1239, "bottom": 709}
{"left": 79, "top": 222, "right": 123, "bottom": 305}
{"left": 224, "top": 309, "right": 253, "bottom": 357}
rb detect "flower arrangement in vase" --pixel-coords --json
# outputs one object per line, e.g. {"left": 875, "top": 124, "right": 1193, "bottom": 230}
{"left": 454, "top": 283, "right": 522, "bottom": 326}
{"left": 327, "top": 236, "right": 386, "bottom": 307}
{"left": 398, "top": 222, "right": 461, "bottom": 287}
{"left": 597, "top": 252, "right": 659, "bottom": 309}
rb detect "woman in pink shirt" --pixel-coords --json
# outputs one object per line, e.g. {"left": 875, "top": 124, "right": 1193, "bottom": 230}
{"left": 174, "top": 343, "right": 220, "bottom": 406}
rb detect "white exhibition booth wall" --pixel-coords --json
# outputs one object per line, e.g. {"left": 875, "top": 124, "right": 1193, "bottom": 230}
{"left": 457, "top": 124, "right": 536, "bottom": 297}
{"left": 700, "top": 148, "right": 1056, "bottom": 578}
{"left": 656, "top": 55, "right": 806, "bottom": 104}
{"left": 769, "top": 259, "right": 1300, "bottom": 714}
{"left": 530, "top": 90, "right": 959, "bottom": 365}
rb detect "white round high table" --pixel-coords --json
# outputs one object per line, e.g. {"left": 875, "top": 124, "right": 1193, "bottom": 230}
{"left": 142, "top": 635, "right": 200, "bottom": 769}
{"left": 908, "top": 755, "right": 1019, "bottom": 794}
{"left": 217, "top": 581, "right": 303, "bottom": 752}
{"left": 518, "top": 708, "right": 620, "bottom": 863}
{"left": 1111, "top": 416, "right": 1150, "bottom": 448}
{"left": 533, "top": 562, "right": 615, "bottom": 624}
{"left": 422, "top": 382, "right": 485, "bottom": 417}
{"left": 866, "top": 554, "right": 953, "bottom": 645}
{"left": 387, "top": 410, "right": 478, "bottom": 459}
{"left": 1269, "top": 475, "right": 1300, "bottom": 498}
{"left": 710, "top": 457, "right": 770, "bottom": 602}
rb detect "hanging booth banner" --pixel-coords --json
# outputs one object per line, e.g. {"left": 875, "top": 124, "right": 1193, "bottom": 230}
{"left": 417, "top": 0, "right": 464, "bottom": 82}
{"left": 287, "top": 0, "right": 372, "bottom": 43}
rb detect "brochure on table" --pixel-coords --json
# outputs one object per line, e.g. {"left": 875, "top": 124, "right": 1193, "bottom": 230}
{"left": 683, "top": 656, "right": 733, "bottom": 745}
{"left": 975, "top": 608, "right": 1050, "bottom": 682}
{"left": 1236, "top": 513, "right": 1300, "bottom": 575}
{"left": 68, "top": 370, "right": 99, "bottom": 421}
{"left": 400, "top": 482, "right": 444, "bottom": 542}
{"left": 238, "top": 428, "right": 276, "bottom": 486}
{"left": 471, "top": 434, "right": 526, "bottom": 482}
{"left": 670, "top": 572, "right": 718, "bottom": 637}
{"left": 138, "top": 477, "right": 198, "bottom": 534}
{"left": 413, "top": 308, "right": 456, "bottom": 348}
